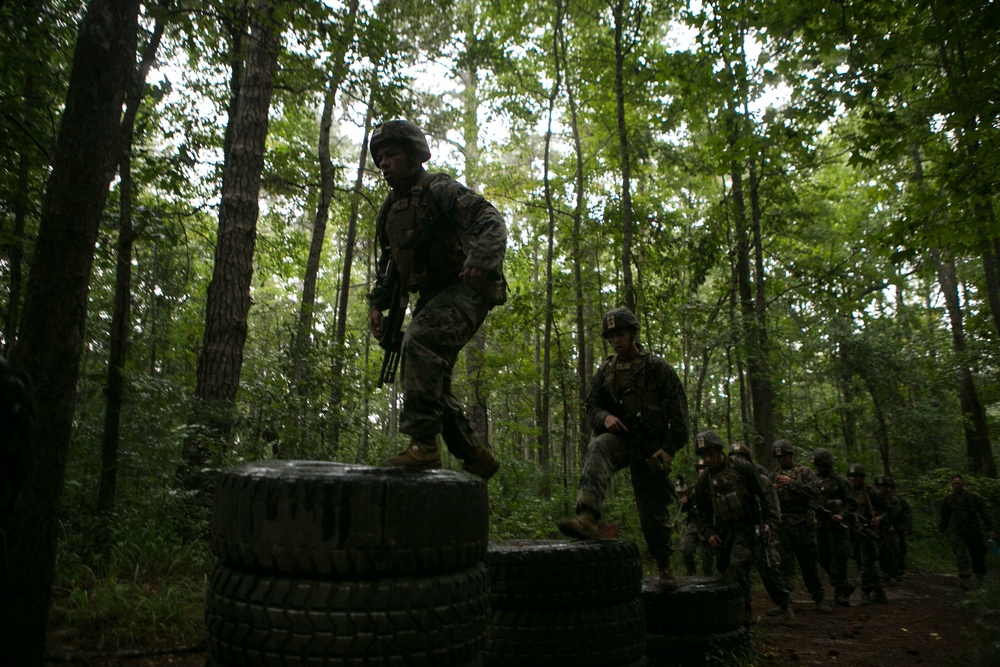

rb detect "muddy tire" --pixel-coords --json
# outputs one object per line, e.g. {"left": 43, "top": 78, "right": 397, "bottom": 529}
{"left": 205, "top": 561, "right": 488, "bottom": 666}
{"left": 482, "top": 598, "right": 646, "bottom": 667}
{"left": 641, "top": 575, "right": 743, "bottom": 635}
{"left": 486, "top": 539, "right": 642, "bottom": 609}
{"left": 210, "top": 461, "right": 488, "bottom": 577}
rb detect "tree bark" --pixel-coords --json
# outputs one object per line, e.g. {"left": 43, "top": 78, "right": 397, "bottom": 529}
{"left": 0, "top": 1, "right": 141, "bottom": 662}
{"left": 612, "top": 0, "right": 636, "bottom": 312}
{"left": 180, "top": 0, "right": 281, "bottom": 490}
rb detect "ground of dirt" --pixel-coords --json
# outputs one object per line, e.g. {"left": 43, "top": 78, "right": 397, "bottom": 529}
{"left": 45, "top": 571, "right": 986, "bottom": 666}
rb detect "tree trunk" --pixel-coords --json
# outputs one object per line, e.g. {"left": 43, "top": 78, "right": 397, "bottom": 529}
{"left": 0, "top": 1, "right": 140, "bottom": 662}
{"left": 180, "top": 0, "right": 281, "bottom": 490}
{"left": 612, "top": 0, "right": 636, "bottom": 312}
{"left": 933, "top": 251, "right": 996, "bottom": 477}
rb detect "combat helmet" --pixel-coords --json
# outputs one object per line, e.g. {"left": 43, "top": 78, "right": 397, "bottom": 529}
{"left": 601, "top": 307, "right": 640, "bottom": 339}
{"left": 846, "top": 463, "right": 866, "bottom": 478}
{"left": 811, "top": 447, "right": 834, "bottom": 468}
{"left": 369, "top": 120, "right": 432, "bottom": 164}
{"left": 772, "top": 439, "right": 795, "bottom": 458}
{"left": 694, "top": 429, "right": 725, "bottom": 454}
{"left": 730, "top": 441, "right": 754, "bottom": 463}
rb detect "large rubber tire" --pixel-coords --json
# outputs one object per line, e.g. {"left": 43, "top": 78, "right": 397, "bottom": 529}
{"left": 210, "top": 461, "right": 489, "bottom": 577}
{"left": 482, "top": 598, "right": 646, "bottom": 667}
{"left": 205, "top": 561, "right": 489, "bottom": 666}
{"left": 486, "top": 539, "right": 642, "bottom": 609}
{"left": 645, "top": 628, "right": 750, "bottom": 665}
{"left": 641, "top": 575, "right": 743, "bottom": 635}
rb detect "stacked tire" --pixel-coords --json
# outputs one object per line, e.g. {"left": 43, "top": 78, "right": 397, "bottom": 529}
{"left": 205, "top": 461, "right": 491, "bottom": 666}
{"left": 483, "top": 539, "right": 647, "bottom": 666}
{"left": 641, "top": 576, "right": 749, "bottom": 666}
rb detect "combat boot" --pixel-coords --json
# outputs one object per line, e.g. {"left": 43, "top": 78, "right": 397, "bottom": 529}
{"left": 381, "top": 438, "right": 442, "bottom": 470}
{"left": 816, "top": 599, "right": 832, "bottom": 613}
{"left": 860, "top": 590, "right": 872, "bottom": 605}
{"left": 558, "top": 511, "right": 601, "bottom": 540}
{"left": 834, "top": 591, "right": 851, "bottom": 607}
{"left": 872, "top": 588, "right": 888, "bottom": 604}
{"left": 654, "top": 563, "right": 679, "bottom": 592}
{"left": 781, "top": 604, "right": 796, "bottom": 622}
{"left": 462, "top": 446, "right": 501, "bottom": 481}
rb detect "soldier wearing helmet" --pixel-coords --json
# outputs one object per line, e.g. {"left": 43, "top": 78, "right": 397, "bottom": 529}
{"left": 768, "top": 439, "right": 829, "bottom": 613}
{"left": 693, "top": 430, "right": 790, "bottom": 625}
{"left": 810, "top": 447, "right": 858, "bottom": 606}
{"left": 367, "top": 120, "right": 507, "bottom": 480}
{"left": 846, "top": 463, "right": 890, "bottom": 604}
{"left": 558, "top": 307, "right": 689, "bottom": 592}
{"left": 874, "top": 475, "right": 904, "bottom": 584}
{"left": 678, "top": 462, "right": 715, "bottom": 577}
{"left": 940, "top": 474, "right": 996, "bottom": 589}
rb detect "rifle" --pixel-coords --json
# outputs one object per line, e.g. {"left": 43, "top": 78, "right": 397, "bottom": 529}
{"left": 376, "top": 260, "right": 408, "bottom": 389}
{"left": 754, "top": 493, "right": 775, "bottom": 569}
{"left": 812, "top": 504, "right": 851, "bottom": 530}
{"left": 845, "top": 512, "right": 881, "bottom": 540}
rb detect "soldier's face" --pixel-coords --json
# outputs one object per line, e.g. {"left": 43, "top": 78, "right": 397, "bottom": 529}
{"left": 951, "top": 477, "right": 964, "bottom": 493}
{"left": 377, "top": 141, "right": 420, "bottom": 191}
{"left": 701, "top": 448, "right": 724, "bottom": 470}
{"left": 847, "top": 475, "right": 863, "bottom": 489}
{"left": 608, "top": 329, "right": 636, "bottom": 358}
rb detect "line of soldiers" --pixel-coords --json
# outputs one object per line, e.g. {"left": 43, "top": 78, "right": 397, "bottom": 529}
{"left": 676, "top": 432, "right": 914, "bottom": 624}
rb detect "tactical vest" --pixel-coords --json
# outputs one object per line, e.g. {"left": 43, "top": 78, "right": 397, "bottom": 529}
{"left": 707, "top": 460, "right": 749, "bottom": 524}
{"left": 383, "top": 172, "right": 471, "bottom": 293}
{"left": 817, "top": 474, "right": 845, "bottom": 513}
{"left": 601, "top": 350, "right": 668, "bottom": 437}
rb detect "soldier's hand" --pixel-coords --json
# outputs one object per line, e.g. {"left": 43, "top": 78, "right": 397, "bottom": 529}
{"left": 775, "top": 474, "right": 791, "bottom": 486}
{"left": 652, "top": 448, "right": 673, "bottom": 468}
{"left": 369, "top": 306, "right": 383, "bottom": 339}
{"left": 708, "top": 534, "right": 722, "bottom": 549}
{"left": 604, "top": 415, "right": 628, "bottom": 433}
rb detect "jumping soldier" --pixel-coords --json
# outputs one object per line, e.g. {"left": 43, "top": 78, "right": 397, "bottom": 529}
{"left": 559, "top": 307, "right": 689, "bottom": 592}
{"left": 846, "top": 463, "right": 889, "bottom": 604}
{"left": 366, "top": 120, "right": 507, "bottom": 479}
{"left": 811, "top": 447, "right": 857, "bottom": 606}
{"left": 695, "top": 430, "right": 791, "bottom": 625}
{"left": 770, "top": 439, "right": 831, "bottom": 613}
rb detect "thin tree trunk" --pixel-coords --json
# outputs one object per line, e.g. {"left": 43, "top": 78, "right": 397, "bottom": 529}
{"left": 180, "top": 0, "right": 281, "bottom": 491}
{"left": 612, "top": 0, "right": 636, "bottom": 312}
{"left": 0, "top": 2, "right": 141, "bottom": 662}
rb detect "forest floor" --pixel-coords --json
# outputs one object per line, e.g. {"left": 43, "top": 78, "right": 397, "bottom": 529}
{"left": 44, "top": 570, "right": 997, "bottom": 667}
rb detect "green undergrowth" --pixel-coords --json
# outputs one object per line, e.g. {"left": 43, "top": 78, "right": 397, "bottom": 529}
{"left": 949, "top": 571, "right": 1000, "bottom": 667}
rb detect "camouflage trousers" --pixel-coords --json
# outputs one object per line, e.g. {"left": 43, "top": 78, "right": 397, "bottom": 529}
{"left": 754, "top": 525, "right": 791, "bottom": 607}
{"left": 878, "top": 528, "right": 902, "bottom": 580}
{"left": 817, "top": 521, "right": 854, "bottom": 594}
{"left": 680, "top": 521, "right": 715, "bottom": 576}
{"left": 851, "top": 533, "right": 882, "bottom": 592}
{"left": 400, "top": 282, "right": 490, "bottom": 459}
{"left": 947, "top": 532, "right": 988, "bottom": 579}
{"left": 575, "top": 433, "right": 674, "bottom": 565}
{"left": 775, "top": 518, "right": 826, "bottom": 602}
{"left": 714, "top": 522, "right": 758, "bottom": 622}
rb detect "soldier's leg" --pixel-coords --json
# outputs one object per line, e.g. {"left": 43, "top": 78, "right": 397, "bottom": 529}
{"left": 950, "top": 534, "right": 973, "bottom": 584}
{"left": 968, "top": 536, "right": 988, "bottom": 580}
{"left": 574, "top": 433, "right": 632, "bottom": 520}
{"left": 859, "top": 537, "right": 887, "bottom": 603}
{"left": 775, "top": 523, "right": 797, "bottom": 593}
{"left": 830, "top": 529, "right": 855, "bottom": 605}
{"left": 632, "top": 458, "right": 678, "bottom": 589}
{"left": 725, "top": 528, "right": 758, "bottom": 625}
{"left": 680, "top": 524, "right": 698, "bottom": 576}
{"left": 702, "top": 539, "right": 716, "bottom": 576}
{"left": 794, "top": 523, "right": 828, "bottom": 606}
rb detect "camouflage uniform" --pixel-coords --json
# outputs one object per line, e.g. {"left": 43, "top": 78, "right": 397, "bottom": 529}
{"left": 678, "top": 474, "right": 715, "bottom": 576}
{"left": 875, "top": 476, "right": 903, "bottom": 584}
{"left": 368, "top": 170, "right": 507, "bottom": 460}
{"left": 896, "top": 494, "right": 913, "bottom": 576}
{"left": 696, "top": 436, "right": 785, "bottom": 624}
{"left": 769, "top": 442, "right": 827, "bottom": 607}
{"left": 940, "top": 480, "right": 993, "bottom": 585}
{"left": 574, "top": 347, "right": 689, "bottom": 569}
{"left": 847, "top": 464, "right": 889, "bottom": 603}
{"left": 813, "top": 463, "right": 857, "bottom": 604}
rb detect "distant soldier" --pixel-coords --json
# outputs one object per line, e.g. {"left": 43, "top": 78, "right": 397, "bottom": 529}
{"left": 695, "top": 430, "right": 791, "bottom": 625}
{"left": 846, "top": 463, "right": 889, "bottom": 604}
{"left": 678, "top": 461, "right": 715, "bottom": 576}
{"left": 940, "top": 474, "right": 996, "bottom": 589}
{"left": 770, "top": 439, "right": 830, "bottom": 613}
{"left": 730, "top": 441, "right": 794, "bottom": 619}
{"left": 874, "top": 475, "right": 903, "bottom": 585}
{"left": 811, "top": 447, "right": 857, "bottom": 606}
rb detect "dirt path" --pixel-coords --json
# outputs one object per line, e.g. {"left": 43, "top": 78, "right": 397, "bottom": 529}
{"left": 47, "top": 571, "right": 987, "bottom": 666}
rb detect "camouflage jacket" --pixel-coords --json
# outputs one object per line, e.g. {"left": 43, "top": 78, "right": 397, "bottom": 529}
{"left": 940, "top": 490, "right": 991, "bottom": 539}
{"left": 814, "top": 471, "right": 858, "bottom": 522}
{"left": 368, "top": 171, "right": 507, "bottom": 310}
{"left": 769, "top": 462, "right": 821, "bottom": 523}
{"left": 695, "top": 456, "right": 775, "bottom": 537}
{"left": 585, "top": 349, "right": 689, "bottom": 456}
{"left": 854, "top": 485, "right": 892, "bottom": 522}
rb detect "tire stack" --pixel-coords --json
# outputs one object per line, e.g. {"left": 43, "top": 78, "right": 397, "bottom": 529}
{"left": 205, "top": 461, "right": 491, "bottom": 666}
{"left": 482, "top": 539, "right": 648, "bottom": 667}
{"left": 641, "top": 575, "right": 749, "bottom": 666}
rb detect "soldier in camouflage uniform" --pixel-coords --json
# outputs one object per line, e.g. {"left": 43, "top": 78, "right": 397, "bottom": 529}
{"left": 811, "top": 447, "right": 857, "bottom": 606}
{"left": 874, "top": 475, "right": 903, "bottom": 585}
{"left": 558, "top": 308, "right": 689, "bottom": 591}
{"left": 770, "top": 439, "right": 831, "bottom": 613}
{"left": 695, "top": 430, "right": 791, "bottom": 625}
{"left": 367, "top": 120, "right": 506, "bottom": 480}
{"left": 678, "top": 461, "right": 715, "bottom": 576}
{"left": 729, "top": 442, "right": 795, "bottom": 619}
{"left": 846, "top": 463, "right": 889, "bottom": 604}
{"left": 940, "top": 474, "right": 996, "bottom": 589}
